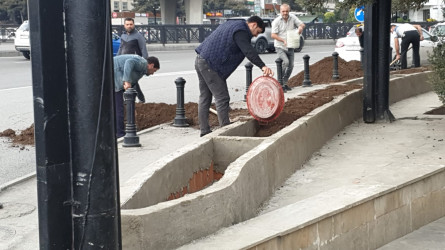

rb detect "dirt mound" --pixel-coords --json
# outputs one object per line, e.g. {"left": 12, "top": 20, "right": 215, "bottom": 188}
{"left": 0, "top": 124, "right": 35, "bottom": 146}
{"left": 288, "top": 56, "right": 363, "bottom": 87}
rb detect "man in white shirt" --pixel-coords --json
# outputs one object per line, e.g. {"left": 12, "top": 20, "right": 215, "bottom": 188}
{"left": 391, "top": 23, "right": 423, "bottom": 69}
{"left": 271, "top": 4, "right": 305, "bottom": 91}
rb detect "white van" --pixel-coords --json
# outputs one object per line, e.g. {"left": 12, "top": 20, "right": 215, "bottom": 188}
{"left": 14, "top": 20, "right": 30, "bottom": 59}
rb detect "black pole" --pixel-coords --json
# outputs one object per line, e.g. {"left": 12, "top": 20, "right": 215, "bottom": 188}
{"left": 173, "top": 77, "right": 189, "bottom": 127}
{"left": 244, "top": 62, "right": 253, "bottom": 101}
{"left": 65, "top": 0, "right": 121, "bottom": 248}
{"left": 29, "top": 0, "right": 72, "bottom": 248}
{"left": 363, "top": 3, "right": 378, "bottom": 123}
{"left": 376, "top": 0, "right": 395, "bottom": 121}
{"left": 302, "top": 54, "right": 312, "bottom": 87}
{"left": 275, "top": 58, "right": 286, "bottom": 92}
{"left": 123, "top": 88, "right": 141, "bottom": 147}
{"left": 332, "top": 52, "right": 339, "bottom": 80}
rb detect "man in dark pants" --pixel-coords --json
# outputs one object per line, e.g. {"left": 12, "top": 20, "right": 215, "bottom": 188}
{"left": 117, "top": 17, "right": 149, "bottom": 103}
{"left": 195, "top": 16, "right": 274, "bottom": 137}
{"left": 391, "top": 23, "right": 424, "bottom": 69}
{"left": 114, "top": 55, "right": 159, "bottom": 138}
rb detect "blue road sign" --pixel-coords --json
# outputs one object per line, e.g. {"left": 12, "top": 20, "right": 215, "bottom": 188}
{"left": 354, "top": 6, "right": 365, "bottom": 22}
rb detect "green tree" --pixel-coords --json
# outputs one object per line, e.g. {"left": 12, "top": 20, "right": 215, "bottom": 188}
{"left": 0, "top": 0, "right": 27, "bottom": 24}
{"left": 324, "top": 12, "right": 336, "bottom": 23}
{"left": 429, "top": 44, "right": 445, "bottom": 105}
{"left": 224, "top": 1, "right": 250, "bottom": 17}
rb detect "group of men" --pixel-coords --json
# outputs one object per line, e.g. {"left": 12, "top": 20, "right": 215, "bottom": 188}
{"left": 114, "top": 4, "right": 304, "bottom": 138}
{"left": 114, "top": 5, "right": 425, "bottom": 139}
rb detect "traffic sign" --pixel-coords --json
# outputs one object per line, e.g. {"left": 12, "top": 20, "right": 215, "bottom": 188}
{"left": 354, "top": 6, "right": 365, "bottom": 22}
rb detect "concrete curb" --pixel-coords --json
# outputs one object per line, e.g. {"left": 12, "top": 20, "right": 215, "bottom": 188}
{"left": 0, "top": 171, "right": 36, "bottom": 192}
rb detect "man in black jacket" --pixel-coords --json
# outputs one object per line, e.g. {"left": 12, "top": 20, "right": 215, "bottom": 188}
{"left": 117, "top": 17, "right": 149, "bottom": 103}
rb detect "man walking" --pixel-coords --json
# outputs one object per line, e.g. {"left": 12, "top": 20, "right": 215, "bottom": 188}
{"left": 391, "top": 23, "right": 423, "bottom": 69}
{"left": 118, "top": 17, "right": 149, "bottom": 103}
{"left": 195, "top": 16, "right": 274, "bottom": 137}
{"left": 113, "top": 55, "right": 160, "bottom": 138}
{"left": 271, "top": 4, "right": 305, "bottom": 91}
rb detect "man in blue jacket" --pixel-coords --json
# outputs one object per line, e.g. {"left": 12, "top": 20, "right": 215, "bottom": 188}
{"left": 195, "top": 16, "right": 274, "bottom": 137}
{"left": 114, "top": 55, "right": 160, "bottom": 138}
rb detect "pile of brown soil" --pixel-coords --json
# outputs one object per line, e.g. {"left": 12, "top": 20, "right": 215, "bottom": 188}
{"left": 0, "top": 124, "right": 35, "bottom": 146}
{"left": 287, "top": 56, "right": 430, "bottom": 87}
{"left": 0, "top": 58, "right": 434, "bottom": 146}
{"left": 288, "top": 57, "right": 363, "bottom": 87}
{"left": 255, "top": 84, "right": 362, "bottom": 137}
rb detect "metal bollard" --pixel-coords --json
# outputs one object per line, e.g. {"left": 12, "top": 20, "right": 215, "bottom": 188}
{"left": 332, "top": 52, "right": 339, "bottom": 80}
{"left": 173, "top": 77, "right": 189, "bottom": 127}
{"left": 275, "top": 58, "right": 286, "bottom": 92}
{"left": 302, "top": 54, "right": 312, "bottom": 87}
{"left": 360, "top": 47, "right": 364, "bottom": 69}
{"left": 123, "top": 88, "right": 141, "bottom": 147}
{"left": 244, "top": 62, "right": 253, "bottom": 101}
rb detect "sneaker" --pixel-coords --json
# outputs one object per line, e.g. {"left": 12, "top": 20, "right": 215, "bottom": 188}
{"left": 284, "top": 85, "right": 293, "bottom": 91}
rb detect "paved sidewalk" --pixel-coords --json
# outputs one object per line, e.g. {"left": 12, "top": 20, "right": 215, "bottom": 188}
{"left": 0, "top": 91, "right": 443, "bottom": 249}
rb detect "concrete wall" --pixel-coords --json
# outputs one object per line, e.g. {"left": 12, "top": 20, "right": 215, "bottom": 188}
{"left": 120, "top": 72, "right": 434, "bottom": 250}
{"left": 248, "top": 169, "right": 445, "bottom": 250}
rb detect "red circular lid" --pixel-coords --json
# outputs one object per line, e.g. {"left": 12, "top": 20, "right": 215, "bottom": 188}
{"left": 246, "top": 76, "right": 285, "bottom": 123}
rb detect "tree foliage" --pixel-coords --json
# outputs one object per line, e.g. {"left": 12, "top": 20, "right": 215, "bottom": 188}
{"left": 429, "top": 44, "right": 445, "bottom": 105}
{"left": 0, "top": 0, "right": 27, "bottom": 24}
{"left": 299, "top": 0, "right": 430, "bottom": 12}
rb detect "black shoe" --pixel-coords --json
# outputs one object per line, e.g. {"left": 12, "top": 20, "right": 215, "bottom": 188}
{"left": 284, "top": 85, "right": 293, "bottom": 91}
{"left": 281, "top": 86, "right": 287, "bottom": 93}
{"left": 200, "top": 131, "right": 212, "bottom": 137}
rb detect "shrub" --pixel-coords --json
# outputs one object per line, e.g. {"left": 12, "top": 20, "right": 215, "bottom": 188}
{"left": 428, "top": 44, "right": 445, "bottom": 105}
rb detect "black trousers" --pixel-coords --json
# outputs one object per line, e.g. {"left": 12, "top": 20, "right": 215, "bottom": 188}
{"left": 400, "top": 30, "right": 420, "bottom": 69}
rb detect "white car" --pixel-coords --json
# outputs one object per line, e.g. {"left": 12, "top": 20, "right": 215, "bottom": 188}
{"left": 335, "top": 25, "right": 438, "bottom": 67}
{"left": 430, "top": 22, "right": 445, "bottom": 43}
{"left": 14, "top": 20, "right": 30, "bottom": 59}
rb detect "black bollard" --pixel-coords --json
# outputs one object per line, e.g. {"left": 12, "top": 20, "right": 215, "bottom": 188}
{"left": 332, "top": 52, "right": 339, "bottom": 80}
{"left": 173, "top": 77, "right": 189, "bottom": 127}
{"left": 360, "top": 47, "right": 364, "bottom": 69}
{"left": 244, "top": 62, "right": 253, "bottom": 101}
{"left": 275, "top": 58, "right": 286, "bottom": 92}
{"left": 123, "top": 88, "right": 141, "bottom": 147}
{"left": 302, "top": 54, "right": 312, "bottom": 87}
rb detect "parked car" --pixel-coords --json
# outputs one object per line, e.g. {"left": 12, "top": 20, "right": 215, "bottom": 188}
{"left": 112, "top": 33, "right": 121, "bottom": 56}
{"left": 429, "top": 22, "right": 445, "bottom": 43}
{"left": 335, "top": 24, "right": 438, "bottom": 67}
{"left": 227, "top": 17, "right": 305, "bottom": 54}
{"left": 14, "top": 21, "right": 30, "bottom": 59}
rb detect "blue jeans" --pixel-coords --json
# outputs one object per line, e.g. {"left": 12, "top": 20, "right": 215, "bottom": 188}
{"left": 277, "top": 48, "right": 295, "bottom": 85}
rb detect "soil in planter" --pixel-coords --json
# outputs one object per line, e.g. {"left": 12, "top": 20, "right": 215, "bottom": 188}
{"left": 1, "top": 57, "right": 431, "bottom": 145}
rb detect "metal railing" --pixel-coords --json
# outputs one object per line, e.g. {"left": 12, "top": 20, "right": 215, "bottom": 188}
{"left": 2, "top": 21, "right": 438, "bottom": 44}
{"left": 0, "top": 25, "right": 18, "bottom": 42}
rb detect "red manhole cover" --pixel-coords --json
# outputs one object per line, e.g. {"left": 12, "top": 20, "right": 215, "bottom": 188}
{"left": 246, "top": 76, "right": 284, "bottom": 123}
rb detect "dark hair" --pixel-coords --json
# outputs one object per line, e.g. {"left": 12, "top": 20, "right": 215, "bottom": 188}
{"left": 124, "top": 17, "right": 134, "bottom": 23}
{"left": 147, "top": 56, "right": 160, "bottom": 69}
{"left": 356, "top": 27, "right": 363, "bottom": 33}
{"left": 247, "top": 16, "right": 266, "bottom": 34}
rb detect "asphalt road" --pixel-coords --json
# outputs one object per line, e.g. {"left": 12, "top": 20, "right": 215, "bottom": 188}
{"left": 0, "top": 45, "right": 336, "bottom": 185}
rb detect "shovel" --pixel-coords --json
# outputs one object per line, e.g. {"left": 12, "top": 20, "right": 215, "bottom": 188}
{"left": 390, "top": 45, "right": 412, "bottom": 66}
